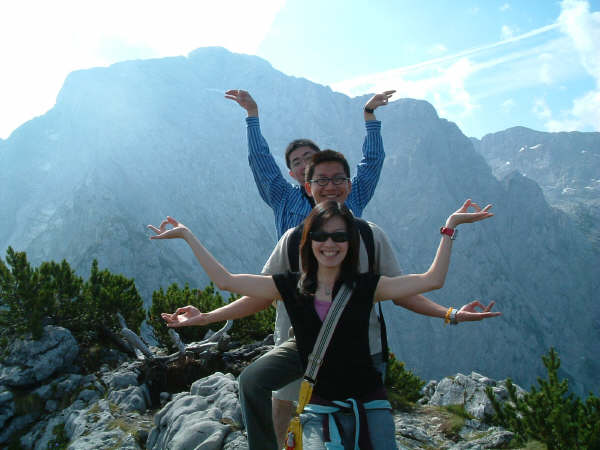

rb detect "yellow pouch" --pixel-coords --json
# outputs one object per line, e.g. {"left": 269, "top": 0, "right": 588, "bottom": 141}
{"left": 285, "top": 380, "right": 314, "bottom": 449}
{"left": 286, "top": 416, "right": 302, "bottom": 450}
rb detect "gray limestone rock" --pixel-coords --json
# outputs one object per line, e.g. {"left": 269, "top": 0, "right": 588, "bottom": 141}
{"left": 428, "top": 372, "right": 526, "bottom": 420}
{"left": 101, "top": 361, "right": 142, "bottom": 390}
{"left": 107, "top": 384, "right": 150, "bottom": 412}
{"left": 0, "top": 326, "right": 79, "bottom": 387}
{"left": 147, "top": 372, "right": 244, "bottom": 449}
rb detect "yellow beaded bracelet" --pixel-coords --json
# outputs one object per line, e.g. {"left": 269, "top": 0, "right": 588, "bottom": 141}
{"left": 444, "top": 307, "right": 453, "bottom": 324}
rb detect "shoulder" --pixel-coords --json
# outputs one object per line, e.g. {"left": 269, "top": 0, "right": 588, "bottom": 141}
{"left": 356, "top": 272, "right": 381, "bottom": 288}
{"left": 272, "top": 271, "right": 301, "bottom": 301}
{"left": 261, "top": 228, "right": 295, "bottom": 275}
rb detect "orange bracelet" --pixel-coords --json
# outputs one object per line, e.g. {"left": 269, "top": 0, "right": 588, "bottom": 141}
{"left": 444, "top": 307, "right": 453, "bottom": 324}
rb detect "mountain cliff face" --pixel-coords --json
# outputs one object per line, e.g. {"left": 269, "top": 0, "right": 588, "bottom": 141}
{"left": 472, "top": 127, "right": 600, "bottom": 248}
{"left": 1, "top": 47, "right": 597, "bottom": 395}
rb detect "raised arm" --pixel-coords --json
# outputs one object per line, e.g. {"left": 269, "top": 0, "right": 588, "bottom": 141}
{"left": 375, "top": 199, "right": 494, "bottom": 301}
{"left": 225, "top": 89, "right": 291, "bottom": 211}
{"left": 347, "top": 90, "right": 395, "bottom": 216}
{"left": 148, "top": 217, "right": 280, "bottom": 301}
{"left": 225, "top": 89, "right": 258, "bottom": 117}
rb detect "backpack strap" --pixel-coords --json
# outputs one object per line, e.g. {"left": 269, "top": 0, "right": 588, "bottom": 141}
{"left": 354, "top": 219, "right": 374, "bottom": 273}
{"left": 354, "top": 218, "right": 389, "bottom": 363}
{"left": 287, "top": 224, "right": 304, "bottom": 273}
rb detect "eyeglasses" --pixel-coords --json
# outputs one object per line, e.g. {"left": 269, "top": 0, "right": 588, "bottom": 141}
{"left": 291, "top": 154, "right": 314, "bottom": 168}
{"left": 310, "top": 231, "right": 350, "bottom": 242}
{"left": 309, "top": 176, "right": 350, "bottom": 186}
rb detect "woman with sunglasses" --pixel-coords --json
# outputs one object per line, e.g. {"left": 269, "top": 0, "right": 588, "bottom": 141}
{"left": 149, "top": 199, "right": 499, "bottom": 449}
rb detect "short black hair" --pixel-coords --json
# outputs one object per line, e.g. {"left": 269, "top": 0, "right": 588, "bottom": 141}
{"left": 305, "top": 149, "right": 351, "bottom": 183}
{"left": 284, "top": 139, "right": 321, "bottom": 169}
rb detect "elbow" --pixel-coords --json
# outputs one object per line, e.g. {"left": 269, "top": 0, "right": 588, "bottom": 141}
{"left": 214, "top": 274, "right": 231, "bottom": 292}
{"left": 425, "top": 272, "right": 446, "bottom": 291}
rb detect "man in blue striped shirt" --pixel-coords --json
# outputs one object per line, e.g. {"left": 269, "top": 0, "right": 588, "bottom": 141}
{"left": 225, "top": 89, "right": 395, "bottom": 238}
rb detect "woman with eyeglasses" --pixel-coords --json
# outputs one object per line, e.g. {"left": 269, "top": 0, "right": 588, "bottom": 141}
{"left": 149, "top": 199, "right": 500, "bottom": 449}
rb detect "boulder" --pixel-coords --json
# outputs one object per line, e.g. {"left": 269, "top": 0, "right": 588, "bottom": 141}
{"left": 0, "top": 326, "right": 79, "bottom": 387}
{"left": 428, "top": 372, "right": 525, "bottom": 420}
{"left": 147, "top": 372, "right": 245, "bottom": 449}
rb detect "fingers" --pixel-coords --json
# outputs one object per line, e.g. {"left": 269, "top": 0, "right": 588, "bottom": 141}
{"left": 469, "top": 300, "right": 486, "bottom": 311}
{"left": 484, "top": 300, "right": 496, "bottom": 312}
{"left": 174, "top": 306, "right": 191, "bottom": 315}
{"left": 147, "top": 225, "right": 160, "bottom": 234}
{"left": 382, "top": 90, "right": 396, "bottom": 95}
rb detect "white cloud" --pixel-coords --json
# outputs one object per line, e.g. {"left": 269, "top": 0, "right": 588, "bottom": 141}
{"left": 0, "top": 0, "right": 286, "bottom": 139}
{"left": 428, "top": 44, "right": 448, "bottom": 56}
{"left": 500, "top": 3, "right": 511, "bottom": 12}
{"left": 331, "top": 22, "right": 564, "bottom": 122}
{"left": 501, "top": 25, "right": 516, "bottom": 39}
{"left": 543, "top": 0, "right": 600, "bottom": 131}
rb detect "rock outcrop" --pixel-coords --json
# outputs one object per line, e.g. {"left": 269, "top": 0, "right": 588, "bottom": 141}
{"left": 0, "top": 325, "right": 79, "bottom": 387}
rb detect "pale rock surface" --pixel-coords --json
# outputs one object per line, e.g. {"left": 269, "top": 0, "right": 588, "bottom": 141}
{"left": 147, "top": 372, "right": 243, "bottom": 449}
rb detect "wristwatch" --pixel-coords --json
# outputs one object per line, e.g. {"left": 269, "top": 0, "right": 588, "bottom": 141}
{"left": 364, "top": 107, "right": 374, "bottom": 114}
{"left": 440, "top": 226, "right": 458, "bottom": 240}
{"left": 449, "top": 308, "right": 458, "bottom": 325}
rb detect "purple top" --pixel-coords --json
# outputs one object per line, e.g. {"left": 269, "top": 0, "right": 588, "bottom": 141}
{"left": 314, "top": 298, "right": 333, "bottom": 321}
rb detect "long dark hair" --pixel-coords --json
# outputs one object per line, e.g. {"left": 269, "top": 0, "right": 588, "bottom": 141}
{"left": 298, "top": 201, "right": 359, "bottom": 296}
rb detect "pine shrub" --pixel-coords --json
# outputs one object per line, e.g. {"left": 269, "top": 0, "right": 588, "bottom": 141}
{"left": 486, "top": 348, "right": 600, "bottom": 449}
{"left": 384, "top": 352, "right": 425, "bottom": 410}
{"left": 0, "top": 248, "right": 145, "bottom": 365}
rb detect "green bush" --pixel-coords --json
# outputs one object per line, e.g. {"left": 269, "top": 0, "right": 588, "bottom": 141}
{"left": 486, "top": 348, "right": 600, "bottom": 449}
{"left": 384, "top": 352, "right": 425, "bottom": 410}
{"left": 149, "top": 283, "right": 275, "bottom": 351}
{"left": 228, "top": 294, "right": 275, "bottom": 344}
{"left": 0, "top": 248, "right": 145, "bottom": 365}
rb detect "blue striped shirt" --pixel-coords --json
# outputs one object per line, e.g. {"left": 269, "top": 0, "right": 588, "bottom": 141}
{"left": 247, "top": 117, "right": 385, "bottom": 238}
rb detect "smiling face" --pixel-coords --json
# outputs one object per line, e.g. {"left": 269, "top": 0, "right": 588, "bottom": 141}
{"left": 310, "top": 215, "right": 349, "bottom": 269}
{"left": 305, "top": 161, "right": 351, "bottom": 204}
{"left": 287, "top": 146, "right": 318, "bottom": 184}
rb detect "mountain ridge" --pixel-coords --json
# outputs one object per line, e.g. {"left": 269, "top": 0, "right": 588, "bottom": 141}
{"left": 1, "top": 46, "right": 597, "bottom": 396}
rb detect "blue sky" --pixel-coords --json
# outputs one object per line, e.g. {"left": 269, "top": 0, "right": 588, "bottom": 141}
{"left": 1, "top": 0, "right": 598, "bottom": 139}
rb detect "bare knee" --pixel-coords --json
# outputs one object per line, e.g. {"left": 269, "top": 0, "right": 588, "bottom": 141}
{"left": 272, "top": 398, "right": 295, "bottom": 447}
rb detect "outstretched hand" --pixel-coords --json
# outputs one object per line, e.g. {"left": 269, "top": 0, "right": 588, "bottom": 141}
{"left": 161, "top": 305, "right": 207, "bottom": 328}
{"left": 225, "top": 89, "right": 258, "bottom": 116}
{"left": 365, "top": 90, "right": 396, "bottom": 111}
{"left": 147, "top": 216, "right": 189, "bottom": 240}
{"left": 446, "top": 199, "right": 494, "bottom": 228}
{"left": 456, "top": 300, "right": 501, "bottom": 322}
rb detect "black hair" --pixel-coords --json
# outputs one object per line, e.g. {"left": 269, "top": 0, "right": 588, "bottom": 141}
{"left": 298, "top": 201, "right": 359, "bottom": 296}
{"left": 284, "top": 139, "right": 321, "bottom": 169}
{"left": 304, "top": 149, "right": 351, "bottom": 183}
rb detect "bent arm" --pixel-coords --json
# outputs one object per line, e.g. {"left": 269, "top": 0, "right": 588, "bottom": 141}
{"left": 149, "top": 217, "right": 280, "bottom": 300}
{"left": 182, "top": 229, "right": 280, "bottom": 299}
{"left": 247, "top": 117, "right": 291, "bottom": 209}
{"left": 376, "top": 233, "right": 454, "bottom": 300}
{"left": 348, "top": 90, "right": 395, "bottom": 215}
{"left": 375, "top": 199, "right": 493, "bottom": 301}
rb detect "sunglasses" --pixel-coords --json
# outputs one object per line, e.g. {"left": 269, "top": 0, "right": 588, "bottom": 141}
{"left": 310, "top": 231, "right": 350, "bottom": 242}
